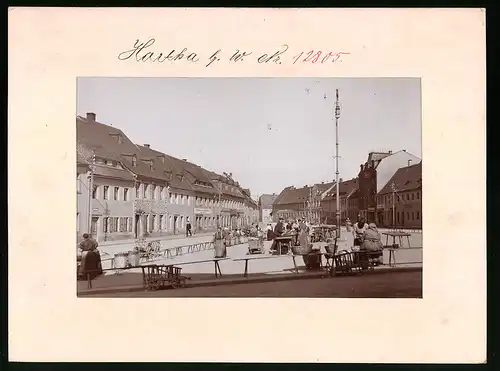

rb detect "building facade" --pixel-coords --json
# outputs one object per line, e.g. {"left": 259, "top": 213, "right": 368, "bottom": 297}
{"left": 272, "top": 182, "right": 334, "bottom": 223}
{"left": 321, "top": 178, "right": 359, "bottom": 224}
{"left": 358, "top": 150, "right": 421, "bottom": 223}
{"left": 376, "top": 162, "right": 422, "bottom": 228}
{"left": 259, "top": 194, "right": 278, "bottom": 225}
{"left": 76, "top": 112, "right": 258, "bottom": 242}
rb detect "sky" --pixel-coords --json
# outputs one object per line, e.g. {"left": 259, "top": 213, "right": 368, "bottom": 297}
{"left": 77, "top": 77, "right": 421, "bottom": 198}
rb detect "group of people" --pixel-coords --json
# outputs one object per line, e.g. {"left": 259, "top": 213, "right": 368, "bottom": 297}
{"left": 266, "top": 217, "right": 313, "bottom": 254}
{"left": 351, "top": 217, "right": 384, "bottom": 265}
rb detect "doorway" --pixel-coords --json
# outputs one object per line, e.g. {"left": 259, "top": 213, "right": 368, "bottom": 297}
{"left": 173, "top": 215, "right": 178, "bottom": 235}
{"left": 91, "top": 217, "right": 98, "bottom": 237}
{"left": 134, "top": 214, "right": 140, "bottom": 238}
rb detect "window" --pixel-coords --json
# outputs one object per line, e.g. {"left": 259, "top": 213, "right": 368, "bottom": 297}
{"left": 416, "top": 211, "right": 420, "bottom": 220}
{"left": 117, "top": 135, "right": 123, "bottom": 144}
{"left": 136, "top": 183, "right": 140, "bottom": 198}
{"left": 186, "top": 196, "right": 190, "bottom": 206}
{"left": 142, "top": 184, "right": 147, "bottom": 199}
{"left": 92, "top": 185, "right": 98, "bottom": 199}
{"left": 103, "top": 217, "right": 109, "bottom": 232}
{"left": 110, "top": 217, "right": 118, "bottom": 232}
{"left": 151, "top": 185, "right": 156, "bottom": 200}
{"left": 159, "top": 186, "right": 164, "bottom": 200}
{"left": 180, "top": 195, "right": 184, "bottom": 204}
{"left": 132, "top": 156, "right": 137, "bottom": 167}
{"left": 128, "top": 217, "right": 133, "bottom": 232}
{"left": 119, "top": 217, "right": 127, "bottom": 232}
{"left": 416, "top": 192, "right": 420, "bottom": 200}
{"left": 153, "top": 215, "right": 158, "bottom": 231}
{"left": 159, "top": 214, "right": 164, "bottom": 230}
{"left": 169, "top": 192, "right": 173, "bottom": 203}
{"left": 124, "top": 188, "right": 129, "bottom": 201}
{"left": 406, "top": 194, "right": 410, "bottom": 201}
{"left": 103, "top": 186, "right": 109, "bottom": 200}
{"left": 114, "top": 187, "right": 119, "bottom": 200}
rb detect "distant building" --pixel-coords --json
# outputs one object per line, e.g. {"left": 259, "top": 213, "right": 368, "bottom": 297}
{"left": 321, "top": 178, "right": 359, "bottom": 224}
{"left": 377, "top": 162, "right": 422, "bottom": 228}
{"left": 272, "top": 182, "right": 335, "bottom": 223}
{"left": 259, "top": 194, "right": 278, "bottom": 225}
{"left": 358, "top": 150, "right": 421, "bottom": 223}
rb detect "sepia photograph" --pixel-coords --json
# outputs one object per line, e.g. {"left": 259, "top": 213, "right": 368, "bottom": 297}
{"left": 76, "top": 77, "right": 423, "bottom": 298}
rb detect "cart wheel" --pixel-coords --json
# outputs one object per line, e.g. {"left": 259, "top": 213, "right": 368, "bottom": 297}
{"left": 171, "top": 279, "right": 179, "bottom": 289}
{"left": 152, "top": 280, "right": 161, "bottom": 291}
{"left": 180, "top": 278, "right": 187, "bottom": 288}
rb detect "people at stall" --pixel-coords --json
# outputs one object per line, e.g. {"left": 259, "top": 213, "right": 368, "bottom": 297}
{"left": 360, "top": 222, "right": 384, "bottom": 267}
{"left": 78, "top": 233, "right": 102, "bottom": 280}
{"left": 352, "top": 217, "right": 368, "bottom": 251}
{"left": 270, "top": 217, "right": 285, "bottom": 253}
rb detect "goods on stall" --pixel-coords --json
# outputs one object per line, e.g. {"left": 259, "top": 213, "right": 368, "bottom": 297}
{"left": 114, "top": 252, "right": 128, "bottom": 269}
{"left": 128, "top": 251, "right": 140, "bottom": 267}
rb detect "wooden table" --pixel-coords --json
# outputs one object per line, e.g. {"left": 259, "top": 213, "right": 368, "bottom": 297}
{"left": 274, "top": 236, "right": 294, "bottom": 255}
{"left": 233, "top": 255, "right": 295, "bottom": 277}
{"left": 382, "top": 231, "right": 412, "bottom": 267}
{"left": 173, "top": 257, "right": 230, "bottom": 278}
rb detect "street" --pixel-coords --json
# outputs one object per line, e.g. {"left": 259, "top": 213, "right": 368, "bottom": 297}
{"left": 89, "top": 270, "right": 422, "bottom": 298}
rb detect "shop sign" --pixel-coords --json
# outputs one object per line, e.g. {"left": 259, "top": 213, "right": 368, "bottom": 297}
{"left": 194, "top": 208, "right": 212, "bottom": 215}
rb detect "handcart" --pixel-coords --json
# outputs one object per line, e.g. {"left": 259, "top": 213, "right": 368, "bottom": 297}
{"left": 141, "top": 264, "right": 191, "bottom": 291}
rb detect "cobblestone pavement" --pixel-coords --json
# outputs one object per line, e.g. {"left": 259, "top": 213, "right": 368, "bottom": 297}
{"left": 89, "top": 270, "right": 422, "bottom": 298}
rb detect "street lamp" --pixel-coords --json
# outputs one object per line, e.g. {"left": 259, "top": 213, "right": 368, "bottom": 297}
{"left": 334, "top": 89, "right": 341, "bottom": 240}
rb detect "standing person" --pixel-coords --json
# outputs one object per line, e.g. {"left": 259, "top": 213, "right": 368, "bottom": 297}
{"left": 186, "top": 217, "right": 192, "bottom": 237}
{"left": 270, "top": 218, "right": 285, "bottom": 253}
{"left": 78, "top": 233, "right": 102, "bottom": 280}
{"left": 213, "top": 227, "right": 226, "bottom": 258}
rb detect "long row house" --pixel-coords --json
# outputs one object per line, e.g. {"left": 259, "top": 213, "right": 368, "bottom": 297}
{"left": 271, "top": 150, "right": 422, "bottom": 229}
{"left": 77, "top": 112, "right": 259, "bottom": 242}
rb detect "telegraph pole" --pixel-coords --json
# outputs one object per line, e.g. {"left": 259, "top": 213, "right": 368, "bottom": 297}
{"left": 334, "top": 89, "right": 341, "bottom": 239}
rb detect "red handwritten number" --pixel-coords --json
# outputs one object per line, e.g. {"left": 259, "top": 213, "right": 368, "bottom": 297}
{"left": 294, "top": 50, "right": 350, "bottom": 64}
{"left": 311, "top": 51, "right": 322, "bottom": 63}
{"left": 292, "top": 52, "right": 303, "bottom": 64}
{"left": 322, "top": 52, "right": 333, "bottom": 63}
{"left": 302, "top": 50, "right": 314, "bottom": 62}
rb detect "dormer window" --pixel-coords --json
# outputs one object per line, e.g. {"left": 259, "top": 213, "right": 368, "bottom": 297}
{"left": 131, "top": 156, "right": 137, "bottom": 167}
{"left": 177, "top": 174, "right": 184, "bottom": 182}
{"left": 164, "top": 171, "right": 172, "bottom": 181}
{"left": 157, "top": 155, "right": 165, "bottom": 164}
{"left": 109, "top": 133, "right": 123, "bottom": 144}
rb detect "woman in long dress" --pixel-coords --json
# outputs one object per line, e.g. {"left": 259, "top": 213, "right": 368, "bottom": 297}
{"left": 213, "top": 227, "right": 226, "bottom": 258}
{"left": 78, "top": 233, "right": 102, "bottom": 280}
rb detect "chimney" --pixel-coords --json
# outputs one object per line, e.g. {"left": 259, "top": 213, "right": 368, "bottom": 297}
{"left": 86, "top": 112, "right": 96, "bottom": 122}
{"left": 408, "top": 159, "right": 412, "bottom": 167}
{"left": 339, "top": 178, "right": 343, "bottom": 182}
{"left": 371, "top": 160, "right": 375, "bottom": 168}
{"left": 388, "top": 150, "right": 392, "bottom": 154}
{"left": 360, "top": 164, "right": 363, "bottom": 171}
{"left": 144, "top": 144, "right": 150, "bottom": 148}
{"left": 182, "top": 158, "right": 187, "bottom": 161}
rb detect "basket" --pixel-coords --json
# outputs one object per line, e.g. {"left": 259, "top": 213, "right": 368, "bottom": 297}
{"left": 128, "top": 251, "right": 140, "bottom": 267}
{"left": 114, "top": 252, "right": 128, "bottom": 269}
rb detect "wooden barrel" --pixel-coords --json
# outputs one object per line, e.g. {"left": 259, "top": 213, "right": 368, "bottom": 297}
{"left": 302, "top": 252, "right": 322, "bottom": 270}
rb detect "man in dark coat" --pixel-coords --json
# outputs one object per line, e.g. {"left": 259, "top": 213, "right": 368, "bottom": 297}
{"left": 270, "top": 218, "right": 285, "bottom": 253}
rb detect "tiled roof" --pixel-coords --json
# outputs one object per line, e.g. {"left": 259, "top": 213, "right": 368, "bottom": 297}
{"left": 378, "top": 162, "right": 422, "bottom": 195}
{"left": 274, "top": 182, "right": 329, "bottom": 206}
{"left": 367, "top": 152, "right": 392, "bottom": 163}
{"left": 259, "top": 194, "right": 278, "bottom": 209}
{"left": 93, "top": 164, "right": 135, "bottom": 181}
{"left": 77, "top": 114, "right": 253, "bottom": 198}
{"left": 324, "top": 178, "right": 359, "bottom": 200}
{"left": 77, "top": 116, "right": 170, "bottom": 184}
